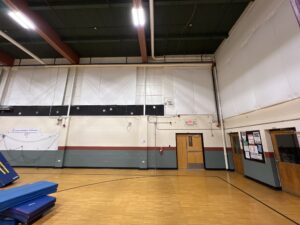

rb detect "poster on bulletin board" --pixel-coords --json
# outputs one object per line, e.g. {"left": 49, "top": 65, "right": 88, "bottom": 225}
{"left": 240, "top": 130, "right": 265, "bottom": 163}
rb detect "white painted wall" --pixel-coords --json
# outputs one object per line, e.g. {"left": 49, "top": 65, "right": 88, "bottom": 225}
{"left": 224, "top": 98, "right": 300, "bottom": 153}
{"left": 149, "top": 115, "right": 222, "bottom": 148}
{"left": 67, "top": 116, "right": 146, "bottom": 147}
{"left": 0, "top": 117, "right": 61, "bottom": 150}
{"left": 66, "top": 115, "right": 221, "bottom": 148}
{"left": 0, "top": 115, "right": 221, "bottom": 150}
{"left": 216, "top": 0, "right": 300, "bottom": 118}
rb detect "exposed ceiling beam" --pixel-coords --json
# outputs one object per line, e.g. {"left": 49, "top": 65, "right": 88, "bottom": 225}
{"left": 0, "top": 33, "right": 228, "bottom": 46}
{"left": 3, "top": 0, "right": 79, "bottom": 64}
{"left": 24, "top": 0, "right": 253, "bottom": 10}
{"left": 0, "top": 50, "right": 14, "bottom": 66}
{"left": 132, "top": 0, "right": 148, "bottom": 63}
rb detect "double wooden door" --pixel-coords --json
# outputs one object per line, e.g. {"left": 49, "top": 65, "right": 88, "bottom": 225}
{"left": 176, "top": 134, "right": 204, "bottom": 169}
{"left": 229, "top": 133, "right": 244, "bottom": 174}
{"left": 270, "top": 129, "right": 300, "bottom": 196}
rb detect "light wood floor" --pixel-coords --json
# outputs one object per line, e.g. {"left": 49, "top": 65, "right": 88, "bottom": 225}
{"left": 6, "top": 168, "right": 300, "bottom": 225}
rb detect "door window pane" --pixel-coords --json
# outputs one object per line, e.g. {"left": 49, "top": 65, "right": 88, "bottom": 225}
{"left": 188, "top": 136, "right": 193, "bottom": 147}
{"left": 232, "top": 135, "right": 241, "bottom": 154}
{"left": 276, "top": 134, "right": 300, "bottom": 164}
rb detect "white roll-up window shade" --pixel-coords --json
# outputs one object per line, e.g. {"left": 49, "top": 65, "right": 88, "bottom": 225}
{"left": 3, "top": 67, "right": 68, "bottom": 105}
{"left": 73, "top": 67, "right": 137, "bottom": 105}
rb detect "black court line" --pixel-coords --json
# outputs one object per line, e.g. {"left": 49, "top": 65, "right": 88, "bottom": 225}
{"left": 56, "top": 175, "right": 217, "bottom": 193}
{"left": 56, "top": 176, "right": 157, "bottom": 193}
{"left": 216, "top": 176, "right": 299, "bottom": 225}
{"left": 19, "top": 172, "right": 174, "bottom": 177}
{"left": 18, "top": 172, "right": 299, "bottom": 224}
{"left": 56, "top": 174, "right": 299, "bottom": 225}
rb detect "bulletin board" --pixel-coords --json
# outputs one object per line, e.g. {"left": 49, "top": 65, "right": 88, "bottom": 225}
{"left": 240, "top": 131, "right": 265, "bottom": 163}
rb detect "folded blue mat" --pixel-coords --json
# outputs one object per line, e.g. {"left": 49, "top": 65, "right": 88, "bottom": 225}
{"left": 0, "top": 153, "right": 19, "bottom": 188}
{"left": 0, "top": 217, "right": 18, "bottom": 225}
{"left": 1, "top": 196, "right": 56, "bottom": 224}
{"left": 0, "top": 181, "right": 58, "bottom": 212}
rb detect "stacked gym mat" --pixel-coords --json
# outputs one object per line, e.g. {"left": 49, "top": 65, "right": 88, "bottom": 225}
{"left": 0, "top": 153, "right": 19, "bottom": 188}
{"left": 0, "top": 217, "right": 18, "bottom": 225}
{"left": 0, "top": 181, "right": 58, "bottom": 224}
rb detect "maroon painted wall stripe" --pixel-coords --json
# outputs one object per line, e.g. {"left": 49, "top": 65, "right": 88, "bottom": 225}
{"left": 204, "top": 147, "right": 226, "bottom": 151}
{"left": 264, "top": 152, "right": 275, "bottom": 158}
{"left": 58, "top": 146, "right": 176, "bottom": 151}
{"left": 60, "top": 146, "right": 227, "bottom": 151}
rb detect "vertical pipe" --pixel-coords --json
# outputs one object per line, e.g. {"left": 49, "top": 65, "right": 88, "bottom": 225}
{"left": 213, "top": 64, "right": 229, "bottom": 170}
{"left": 211, "top": 64, "right": 221, "bottom": 127}
{"left": 61, "top": 68, "right": 70, "bottom": 105}
{"left": 0, "top": 68, "right": 11, "bottom": 105}
{"left": 143, "top": 67, "right": 146, "bottom": 115}
{"left": 149, "top": 0, "right": 155, "bottom": 60}
{"left": 66, "top": 68, "right": 77, "bottom": 117}
{"left": 60, "top": 67, "right": 77, "bottom": 167}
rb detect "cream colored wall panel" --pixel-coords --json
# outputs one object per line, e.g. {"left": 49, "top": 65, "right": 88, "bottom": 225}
{"left": 224, "top": 98, "right": 300, "bottom": 152}
{"left": 225, "top": 98, "right": 300, "bottom": 129}
{"left": 67, "top": 117, "right": 144, "bottom": 146}
{"left": 0, "top": 115, "right": 222, "bottom": 150}
{"left": 0, "top": 117, "right": 62, "bottom": 150}
{"left": 147, "top": 115, "right": 221, "bottom": 147}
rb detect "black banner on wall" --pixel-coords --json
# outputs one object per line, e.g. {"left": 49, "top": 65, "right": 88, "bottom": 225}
{"left": 0, "top": 105, "right": 164, "bottom": 116}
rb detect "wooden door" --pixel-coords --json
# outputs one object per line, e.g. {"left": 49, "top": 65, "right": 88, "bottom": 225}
{"left": 176, "top": 134, "right": 204, "bottom": 169}
{"left": 176, "top": 134, "right": 188, "bottom": 169}
{"left": 230, "top": 133, "right": 244, "bottom": 174}
{"left": 270, "top": 130, "right": 300, "bottom": 196}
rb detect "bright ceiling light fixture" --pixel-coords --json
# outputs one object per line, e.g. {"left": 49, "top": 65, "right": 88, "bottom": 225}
{"left": 8, "top": 10, "right": 36, "bottom": 30}
{"left": 132, "top": 7, "right": 145, "bottom": 27}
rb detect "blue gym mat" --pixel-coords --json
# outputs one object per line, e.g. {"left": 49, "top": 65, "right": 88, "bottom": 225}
{"left": 1, "top": 196, "right": 56, "bottom": 224}
{"left": 0, "top": 181, "right": 58, "bottom": 212}
{"left": 0, "top": 217, "right": 18, "bottom": 225}
{"left": 0, "top": 153, "right": 19, "bottom": 188}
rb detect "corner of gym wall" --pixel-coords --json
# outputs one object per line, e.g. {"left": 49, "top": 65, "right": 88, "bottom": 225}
{"left": 215, "top": 0, "right": 300, "bottom": 187}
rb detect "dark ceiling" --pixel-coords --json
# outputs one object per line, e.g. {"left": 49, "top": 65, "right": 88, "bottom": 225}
{"left": 0, "top": 0, "right": 252, "bottom": 59}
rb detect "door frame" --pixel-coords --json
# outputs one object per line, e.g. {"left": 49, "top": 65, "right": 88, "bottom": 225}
{"left": 175, "top": 133, "right": 205, "bottom": 169}
{"left": 229, "top": 132, "right": 244, "bottom": 174}
{"left": 269, "top": 128, "right": 297, "bottom": 163}
{"left": 269, "top": 127, "right": 300, "bottom": 196}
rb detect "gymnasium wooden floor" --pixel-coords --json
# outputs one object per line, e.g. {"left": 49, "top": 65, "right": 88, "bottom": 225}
{"left": 9, "top": 168, "right": 300, "bottom": 225}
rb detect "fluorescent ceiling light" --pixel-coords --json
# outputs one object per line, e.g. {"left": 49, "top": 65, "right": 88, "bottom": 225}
{"left": 132, "top": 7, "right": 145, "bottom": 27}
{"left": 8, "top": 11, "right": 36, "bottom": 30}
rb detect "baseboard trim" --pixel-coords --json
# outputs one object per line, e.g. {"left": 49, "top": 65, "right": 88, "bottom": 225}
{"left": 244, "top": 175, "right": 281, "bottom": 190}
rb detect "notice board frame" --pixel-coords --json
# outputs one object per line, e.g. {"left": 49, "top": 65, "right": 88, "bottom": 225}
{"left": 240, "top": 130, "right": 266, "bottom": 163}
